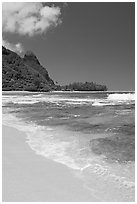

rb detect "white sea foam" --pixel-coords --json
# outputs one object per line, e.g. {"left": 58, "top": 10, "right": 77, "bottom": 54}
{"left": 92, "top": 101, "right": 113, "bottom": 106}
{"left": 2, "top": 92, "right": 135, "bottom": 107}
{"left": 107, "top": 93, "right": 135, "bottom": 101}
{"left": 92, "top": 93, "right": 135, "bottom": 106}
{"left": 26, "top": 130, "right": 94, "bottom": 171}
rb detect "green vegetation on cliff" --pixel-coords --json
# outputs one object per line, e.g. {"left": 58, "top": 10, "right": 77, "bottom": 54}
{"left": 2, "top": 46, "right": 55, "bottom": 91}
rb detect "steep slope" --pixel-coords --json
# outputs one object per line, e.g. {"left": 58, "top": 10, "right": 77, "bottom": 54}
{"left": 2, "top": 46, "right": 55, "bottom": 91}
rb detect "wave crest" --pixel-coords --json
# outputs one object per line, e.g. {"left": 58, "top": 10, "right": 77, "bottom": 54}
{"left": 107, "top": 93, "right": 135, "bottom": 101}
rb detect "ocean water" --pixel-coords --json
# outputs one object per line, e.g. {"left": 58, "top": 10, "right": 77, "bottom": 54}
{"left": 2, "top": 91, "right": 135, "bottom": 201}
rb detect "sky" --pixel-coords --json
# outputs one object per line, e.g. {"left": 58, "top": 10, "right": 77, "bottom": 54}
{"left": 2, "top": 2, "right": 135, "bottom": 91}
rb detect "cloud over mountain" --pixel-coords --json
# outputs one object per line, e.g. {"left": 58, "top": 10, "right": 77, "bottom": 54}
{"left": 2, "top": 2, "right": 62, "bottom": 36}
{"left": 2, "top": 39, "right": 24, "bottom": 55}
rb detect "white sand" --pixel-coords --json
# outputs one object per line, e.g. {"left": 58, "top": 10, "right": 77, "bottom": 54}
{"left": 2, "top": 125, "right": 99, "bottom": 202}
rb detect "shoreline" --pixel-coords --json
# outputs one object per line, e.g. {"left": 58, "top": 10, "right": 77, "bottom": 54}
{"left": 2, "top": 90, "right": 135, "bottom": 94}
{"left": 2, "top": 124, "right": 99, "bottom": 202}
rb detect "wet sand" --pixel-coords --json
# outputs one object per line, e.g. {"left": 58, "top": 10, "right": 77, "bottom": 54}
{"left": 2, "top": 125, "right": 100, "bottom": 202}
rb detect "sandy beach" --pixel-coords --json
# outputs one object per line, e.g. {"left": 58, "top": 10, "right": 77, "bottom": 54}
{"left": 2, "top": 125, "right": 100, "bottom": 202}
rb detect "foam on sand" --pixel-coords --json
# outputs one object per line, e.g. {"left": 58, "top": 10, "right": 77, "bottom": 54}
{"left": 3, "top": 125, "right": 101, "bottom": 202}
{"left": 2, "top": 111, "right": 135, "bottom": 195}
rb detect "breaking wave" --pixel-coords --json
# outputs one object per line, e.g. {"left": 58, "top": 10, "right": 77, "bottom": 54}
{"left": 2, "top": 92, "right": 135, "bottom": 107}
{"left": 107, "top": 93, "right": 135, "bottom": 101}
{"left": 92, "top": 93, "right": 135, "bottom": 106}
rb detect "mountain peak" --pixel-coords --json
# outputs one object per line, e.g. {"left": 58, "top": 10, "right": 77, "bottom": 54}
{"left": 24, "top": 50, "right": 36, "bottom": 57}
{"left": 23, "top": 50, "right": 40, "bottom": 65}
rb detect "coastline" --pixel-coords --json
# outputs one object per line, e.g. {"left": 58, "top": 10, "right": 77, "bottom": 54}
{"left": 2, "top": 91, "right": 135, "bottom": 97}
{"left": 2, "top": 125, "right": 99, "bottom": 202}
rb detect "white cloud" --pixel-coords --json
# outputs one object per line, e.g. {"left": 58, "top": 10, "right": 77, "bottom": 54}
{"left": 2, "top": 39, "right": 24, "bottom": 55}
{"left": 2, "top": 2, "right": 62, "bottom": 36}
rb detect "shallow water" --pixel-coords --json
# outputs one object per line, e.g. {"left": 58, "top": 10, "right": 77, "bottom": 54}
{"left": 2, "top": 91, "right": 135, "bottom": 201}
